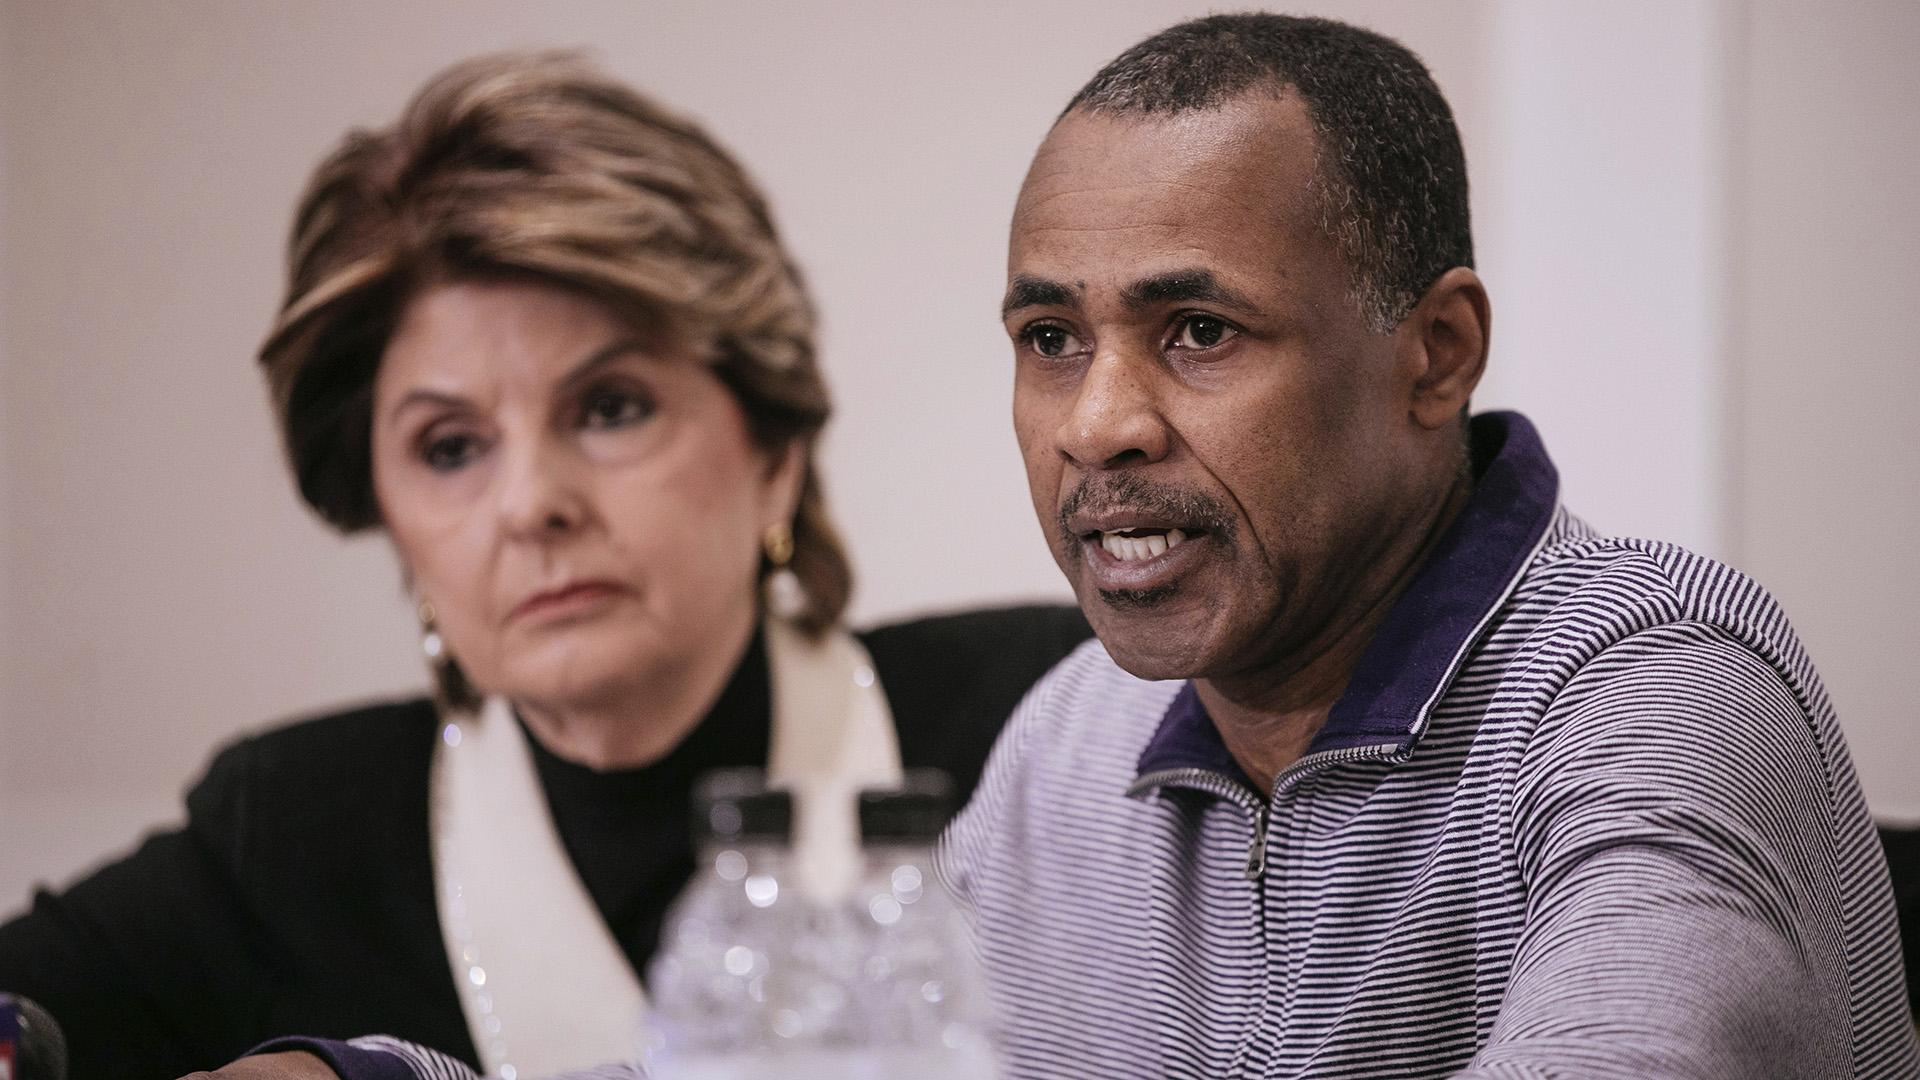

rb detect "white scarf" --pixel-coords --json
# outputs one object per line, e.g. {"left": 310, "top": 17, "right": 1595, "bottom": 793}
{"left": 429, "top": 618, "right": 902, "bottom": 1077}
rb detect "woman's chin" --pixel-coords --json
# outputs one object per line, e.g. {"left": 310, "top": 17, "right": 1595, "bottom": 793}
{"left": 489, "top": 637, "right": 659, "bottom": 711}
{"left": 479, "top": 606, "right": 752, "bottom": 732}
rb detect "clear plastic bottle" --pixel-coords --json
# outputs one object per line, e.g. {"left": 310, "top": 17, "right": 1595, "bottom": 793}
{"left": 850, "top": 770, "right": 997, "bottom": 1078}
{"left": 645, "top": 768, "right": 996, "bottom": 1080}
{"left": 644, "top": 769, "right": 798, "bottom": 1078}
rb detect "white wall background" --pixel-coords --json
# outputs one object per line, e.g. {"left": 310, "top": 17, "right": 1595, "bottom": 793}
{"left": 1734, "top": 0, "right": 1920, "bottom": 829}
{"left": 1475, "top": 0, "right": 1730, "bottom": 558}
{"left": 1, "top": 1, "right": 1914, "bottom": 910}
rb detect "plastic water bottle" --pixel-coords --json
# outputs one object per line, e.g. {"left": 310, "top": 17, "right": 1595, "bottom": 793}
{"left": 645, "top": 769, "right": 807, "bottom": 1075}
{"left": 850, "top": 770, "right": 997, "bottom": 1077}
{"left": 645, "top": 768, "right": 996, "bottom": 1079}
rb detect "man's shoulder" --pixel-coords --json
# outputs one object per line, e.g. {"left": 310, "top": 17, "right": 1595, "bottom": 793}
{"left": 1448, "top": 514, "right": 1843, "bottom": 774}
{"left": 982, "top": 637, "right": 1182, "bottom": 786}
{"left": 1517, "top": 515, "right": 1806, "bottom": 667}
{"left": 1492, "top": 517, "right": 1840, "bottom": 769}
{"left": 857, "top": 604, "right": 1094, "bottom": 796}
{"left": 940, "top": 637, "right": 1180, "bottom": 904}
{"left": 1030, "top": 634, "right": 1177, "bottom": 715}
{"left": 1530, "top": 519, "right": 1707, "bottom": 604}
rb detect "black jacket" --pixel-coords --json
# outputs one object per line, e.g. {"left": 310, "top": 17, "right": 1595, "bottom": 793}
{"left": 0, "top": 604, "right": 1091, "bottom": 1079}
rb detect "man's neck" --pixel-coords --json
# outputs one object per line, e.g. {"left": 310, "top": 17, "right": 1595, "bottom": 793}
{"left": 1198, "top": 471, "right": 1474, "bottom": 795}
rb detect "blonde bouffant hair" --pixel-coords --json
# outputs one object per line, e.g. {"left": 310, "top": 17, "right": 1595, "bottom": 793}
{"left": 259, "top": 51, "right": 851, "bottom": 643}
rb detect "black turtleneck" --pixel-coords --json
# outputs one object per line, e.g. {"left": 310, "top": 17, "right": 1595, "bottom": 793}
{"left": 520, "top": 626, "right": 772, "bottom": 985}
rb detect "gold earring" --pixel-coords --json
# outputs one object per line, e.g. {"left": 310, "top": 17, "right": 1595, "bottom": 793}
{"left": 418, "top": 600, "right": 444, "bottom": 661}
{"left": 763, "top": 522, "right": 794, "bottom": 568}
{"left": 417, "top": 598, "right": 477, "bottom": 715}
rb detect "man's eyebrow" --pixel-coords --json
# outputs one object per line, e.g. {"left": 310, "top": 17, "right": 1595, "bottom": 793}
{"left": 1122, "top": 269, "right": 1259, "bottom": 316}
{"left": 1001, "top": 275, "right": 1080, "bottom": 319}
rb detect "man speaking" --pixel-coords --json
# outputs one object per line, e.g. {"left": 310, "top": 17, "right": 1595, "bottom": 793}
{"left": 183, "top": 12, "right": 1918, "bottom": 1080}
{"left": 945, "top": 12, "right": 1919, "bottom": 1079}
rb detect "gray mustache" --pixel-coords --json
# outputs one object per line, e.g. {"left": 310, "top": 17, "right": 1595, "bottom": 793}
{"left": 1057, "top": 473, "right": 1236, "bottom": 546}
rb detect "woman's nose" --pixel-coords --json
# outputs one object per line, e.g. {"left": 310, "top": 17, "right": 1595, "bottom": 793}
{"left": 1055, "top": 350, "right": 1172, "bottom": 471}
{"left": 495, "top": 436, "right": 591, "bottom": 539}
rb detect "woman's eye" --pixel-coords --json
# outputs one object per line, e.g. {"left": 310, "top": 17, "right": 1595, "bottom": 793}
{"left": 580, "top": 389, "right": 653, "bottom": 430}
{"left": 1020, "top": 323, "right": 1086, "bottom": 359}
{"left": 1171, "top": 313, "right": 1237, "bottom": 351}
{"left": 421, "top": 432, "right": 483, "bottom": 473}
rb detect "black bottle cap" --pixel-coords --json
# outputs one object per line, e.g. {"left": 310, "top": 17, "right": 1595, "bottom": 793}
{"left": 692, "top": 767, "right": 791, "bottom": 844}
{"left": 859, "top": 768, "right": 957, "bottom": 843}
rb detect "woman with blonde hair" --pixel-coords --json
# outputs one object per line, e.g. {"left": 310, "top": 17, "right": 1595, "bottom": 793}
{"left": 0, "top": 51, "right": 1086, "bottom": 1080}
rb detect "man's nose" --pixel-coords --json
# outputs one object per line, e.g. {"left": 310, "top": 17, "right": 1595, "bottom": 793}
{"left": 496, "top": 434, "right": 591, "bottom": 540}
{"left": 1055, "top": 349, "right": 1172, "bottom": 470}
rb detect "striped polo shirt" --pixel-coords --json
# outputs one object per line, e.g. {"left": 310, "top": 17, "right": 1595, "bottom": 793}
{"left": 940, "top": 411, "right": 1919, "bottom": 1079}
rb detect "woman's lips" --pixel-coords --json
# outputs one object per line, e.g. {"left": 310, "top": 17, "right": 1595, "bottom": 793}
{"left": 510, "top": 581, "right": 627, "bottom": 624}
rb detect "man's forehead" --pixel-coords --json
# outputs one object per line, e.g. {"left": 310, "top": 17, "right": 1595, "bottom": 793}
{"left": 1017, "top": 93, "right": 1318, "bottom": 211}
{"left": 1007, "top": 94, "right": 1327, "bottom": 296}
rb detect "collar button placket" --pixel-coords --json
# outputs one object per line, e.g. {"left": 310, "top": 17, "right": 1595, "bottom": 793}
{"left": 1223, "top": 788, "right": 1279, "bottom": 1080}
{"left": 1252, "top": 787, "right": 1301, "bottom": 1080}
{"left": 1244, "top": 801, "right": 1271, "bottom": 880}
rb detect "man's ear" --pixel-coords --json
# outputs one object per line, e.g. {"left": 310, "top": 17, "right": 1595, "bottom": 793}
{"left": 1398, "top": 266, "right": 1490, "bottom": 429}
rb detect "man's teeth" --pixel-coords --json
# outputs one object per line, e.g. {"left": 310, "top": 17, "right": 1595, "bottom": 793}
{"left": 1099, "top": 529, "right": 1188, "bottom": 562}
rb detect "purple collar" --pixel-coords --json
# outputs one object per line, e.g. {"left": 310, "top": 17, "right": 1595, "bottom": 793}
{"left": 1132, "top": 411, "right": 1560, "bottom": 793}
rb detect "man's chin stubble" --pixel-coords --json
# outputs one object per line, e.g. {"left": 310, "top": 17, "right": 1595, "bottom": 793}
{"left": 1096, "top": 583, "right": 1179, "bottom": 609}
